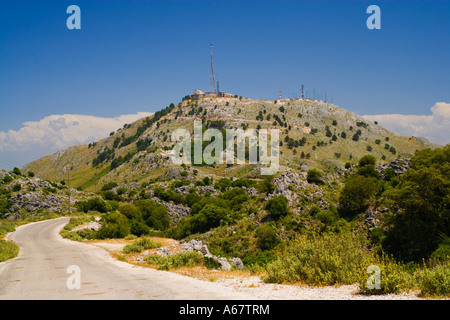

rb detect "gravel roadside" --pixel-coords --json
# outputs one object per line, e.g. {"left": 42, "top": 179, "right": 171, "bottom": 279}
{"left": 88, "top": 239, "right": 423, "bottom": 300}
{"left": 215, "top": 276, "right": 422, "bottom": 300}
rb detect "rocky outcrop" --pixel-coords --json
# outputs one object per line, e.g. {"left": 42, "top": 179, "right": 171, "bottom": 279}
{"left": 180, "top": 239, "right": 243, "bottom": 270}
{"left": 376, "top": 158, "right": 411, "bottom": 176}
{"left": 7, "top": 192, "right": 63, "bottom": 215}
{"left": 269, "top": 171, "right": 327, "bottom": 210}
{"left": 161, "top": 200, "right": 190, "bottom": 223}
{"left": 364, "top": 207, "right": 380, "bottom": 231}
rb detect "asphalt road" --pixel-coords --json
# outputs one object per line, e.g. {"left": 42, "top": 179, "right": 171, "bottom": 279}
{"left": 0, "top": 217, "right": 254, "bottom": 300}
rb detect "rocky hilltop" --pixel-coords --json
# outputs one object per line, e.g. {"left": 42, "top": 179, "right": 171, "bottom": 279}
{"left": 22, "top": 95, "right": 437, "bottom": 192}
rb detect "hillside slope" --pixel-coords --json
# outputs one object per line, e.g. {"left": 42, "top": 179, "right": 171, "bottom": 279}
{"left": 22, "top": 95, "right": 438, "bottom": 191}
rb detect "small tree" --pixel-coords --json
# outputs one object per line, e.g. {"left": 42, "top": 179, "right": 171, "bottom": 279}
{"left": 97, "top": 212, "right": 131, "bottom": 239}
{"left": 264, "top": 195, "right": 290, "bottom": 219}
{"left": 338, "top": 175, "right": 376, "bottom": 218}
{"left": 255, "top": 224, "right": 280, "bottom": 250}
{"left": 307, "top": 168, "right": 324, "bottom": 185}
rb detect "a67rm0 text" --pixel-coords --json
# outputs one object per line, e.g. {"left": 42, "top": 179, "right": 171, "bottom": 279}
{"left": 179, "top": 304, "right": 270, "bottom": 317}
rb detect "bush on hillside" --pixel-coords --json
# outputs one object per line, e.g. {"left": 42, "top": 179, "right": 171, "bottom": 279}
{"left": 383, "top": 145, "right": 450, "bottom": 261}
{"left": 96, "top": 212, "right": 131, "bottom": 239}
{"left": 306, "top": 169, "right": 324, "bottom": 185}
{"left": 264, "top": 195, "right": 290, "bottom": 220}
{"left": 338, "top": 175, "right": 376, "bottom": 218}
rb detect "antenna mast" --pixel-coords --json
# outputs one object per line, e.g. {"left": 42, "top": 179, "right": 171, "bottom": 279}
{"left": 210, "top": 43, "right": 216, "bottom": 94}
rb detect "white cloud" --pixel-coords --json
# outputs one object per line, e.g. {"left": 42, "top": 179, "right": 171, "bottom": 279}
{"left": 0, "top": 112, "right": 153, "bottom": 169}
{"left": 362, "top": 102, "right": 450, "bottom": 146}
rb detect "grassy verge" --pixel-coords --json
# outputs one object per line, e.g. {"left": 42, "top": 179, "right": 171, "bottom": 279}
{"left": 122, "top": 237, "right": 161, "bottom": 253}
{"left": 0, "top": 221, "right": 15, "bottom": 238}
{"left": 0, "top": 239, "right": 19, "bottom": 262}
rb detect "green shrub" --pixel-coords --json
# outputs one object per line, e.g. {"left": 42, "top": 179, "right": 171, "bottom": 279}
{"left": 60, "top": 230, "right": 83, "bottom": 241}
{"left": 100, "top": 190, "right": 121, "bottom": 201}
{"left": 129, "top": 219, "right": 150, "bottom": 236}
{"left": 416, "top": 260, "right": 450, "bottom": 297}
{"left": 214, "top": 178, "right": 232, "bottom": 191}
{"left": 256, "top": 175, "right": 276, "bottom": 195}
{"left": 382, "top": 145, "right": 450, "bottom": 262}
{"left": 2, "top": 175, "right": 13, "bottom": 184}
{"left": 338, "top": 175, "right": 376, "bottom": 218}
{"left": 242, "top": 252, "right": 276, "bottom": 267}
{"left": 96, "top": 212, "right": 131, "bottom": 239}
{"left": 358, "top": 256, "right": 415, "bottom": 295}
{"left": 265, "top": 232, "right": 376, "bottom": 286}
{"left": 383, "top": 167, "right": 396, "bottom": 181}
{"left": 153, "top": 187, "right": 185, "bottom": 205}
{"left": 0, "top": 221, "right": 15, "bottom": 236}
{"left": 264, "top": 195, "right": 290, "bottom": 219}
{"left": 430, "top": 239, "right": 450, "bottom": 262}
{"left": 76, "top": 228, "right": 97, "bottom": 240}
{"left": 134, "top": 199, "right": 170, "bottom": 230}
{"left": 255, "top": 224, "right": 279, "bottom": 250}
{"left": 136, "top": 237, "right": 161, "bottom": 249}
{"left": 76, "top": 197, "right": 108, "bottom": 213}
{"left": 101, "top": 182, "right": 118, "bottom": 191}
{"left": 0, "top": 239, "right": 19, "bottom": 262}
{"left": 231, "top": 178, "right": 256, "bottom": 188}
{"left": 306, "top": 169, "right": 324, "bottom": 184}
{"left": 63, "top": 216, "right": 95, "bottom": 231}
{"left": 146, "top": 251, "right": 204, "bottom": 270}
{"left": 119, "top": 203, "right": 140, "bottom": 220}
{"left": 190, "top": 204, "right": 228, "bottom": 233}
{"left": 314, "top": 206, "right": 339, "bottom": 225}
{"left": 204, "top": 256, "right": 221, "bottom": 270}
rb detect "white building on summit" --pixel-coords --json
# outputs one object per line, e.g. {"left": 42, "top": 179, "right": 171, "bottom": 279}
{"left": 191, "top": 89, "right": 233, "bottom": 100}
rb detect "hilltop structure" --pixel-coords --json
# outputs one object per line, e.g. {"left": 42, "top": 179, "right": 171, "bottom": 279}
{"left": 191, "top": 43, "right": 234, "bottom": 100}
{"left": 191, "top": 89, "right": 233, "bottom": 100}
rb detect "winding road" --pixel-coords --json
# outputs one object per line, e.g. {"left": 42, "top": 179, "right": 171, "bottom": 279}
{"left": 0, "top": 217, "right": 254, "bottom": 300}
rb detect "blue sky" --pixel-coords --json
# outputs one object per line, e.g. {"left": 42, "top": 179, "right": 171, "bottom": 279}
{"left": 0, "top": 0, "right": 449, "bottom": 169}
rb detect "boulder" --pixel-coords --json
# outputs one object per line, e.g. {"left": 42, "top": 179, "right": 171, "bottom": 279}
{"left": 229, "top": 257, "right": 243, "bottom": 270}
{"left": 216, "top": 257, "right": 232, "bottom": 271}
{"left": 180, "top": 239, "right": 241, "bottom": 270}
{"left": 155, "top": 247, "right": 172, "bottom": 257}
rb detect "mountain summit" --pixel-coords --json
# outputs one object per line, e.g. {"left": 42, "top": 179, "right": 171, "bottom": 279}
{"left": 22, "top": 94, "right": 436, "bottom": 191}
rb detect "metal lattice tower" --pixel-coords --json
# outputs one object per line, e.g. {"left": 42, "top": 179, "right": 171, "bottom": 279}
{"left": 210, "top": 43, "right": 216, "bottom": 94}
